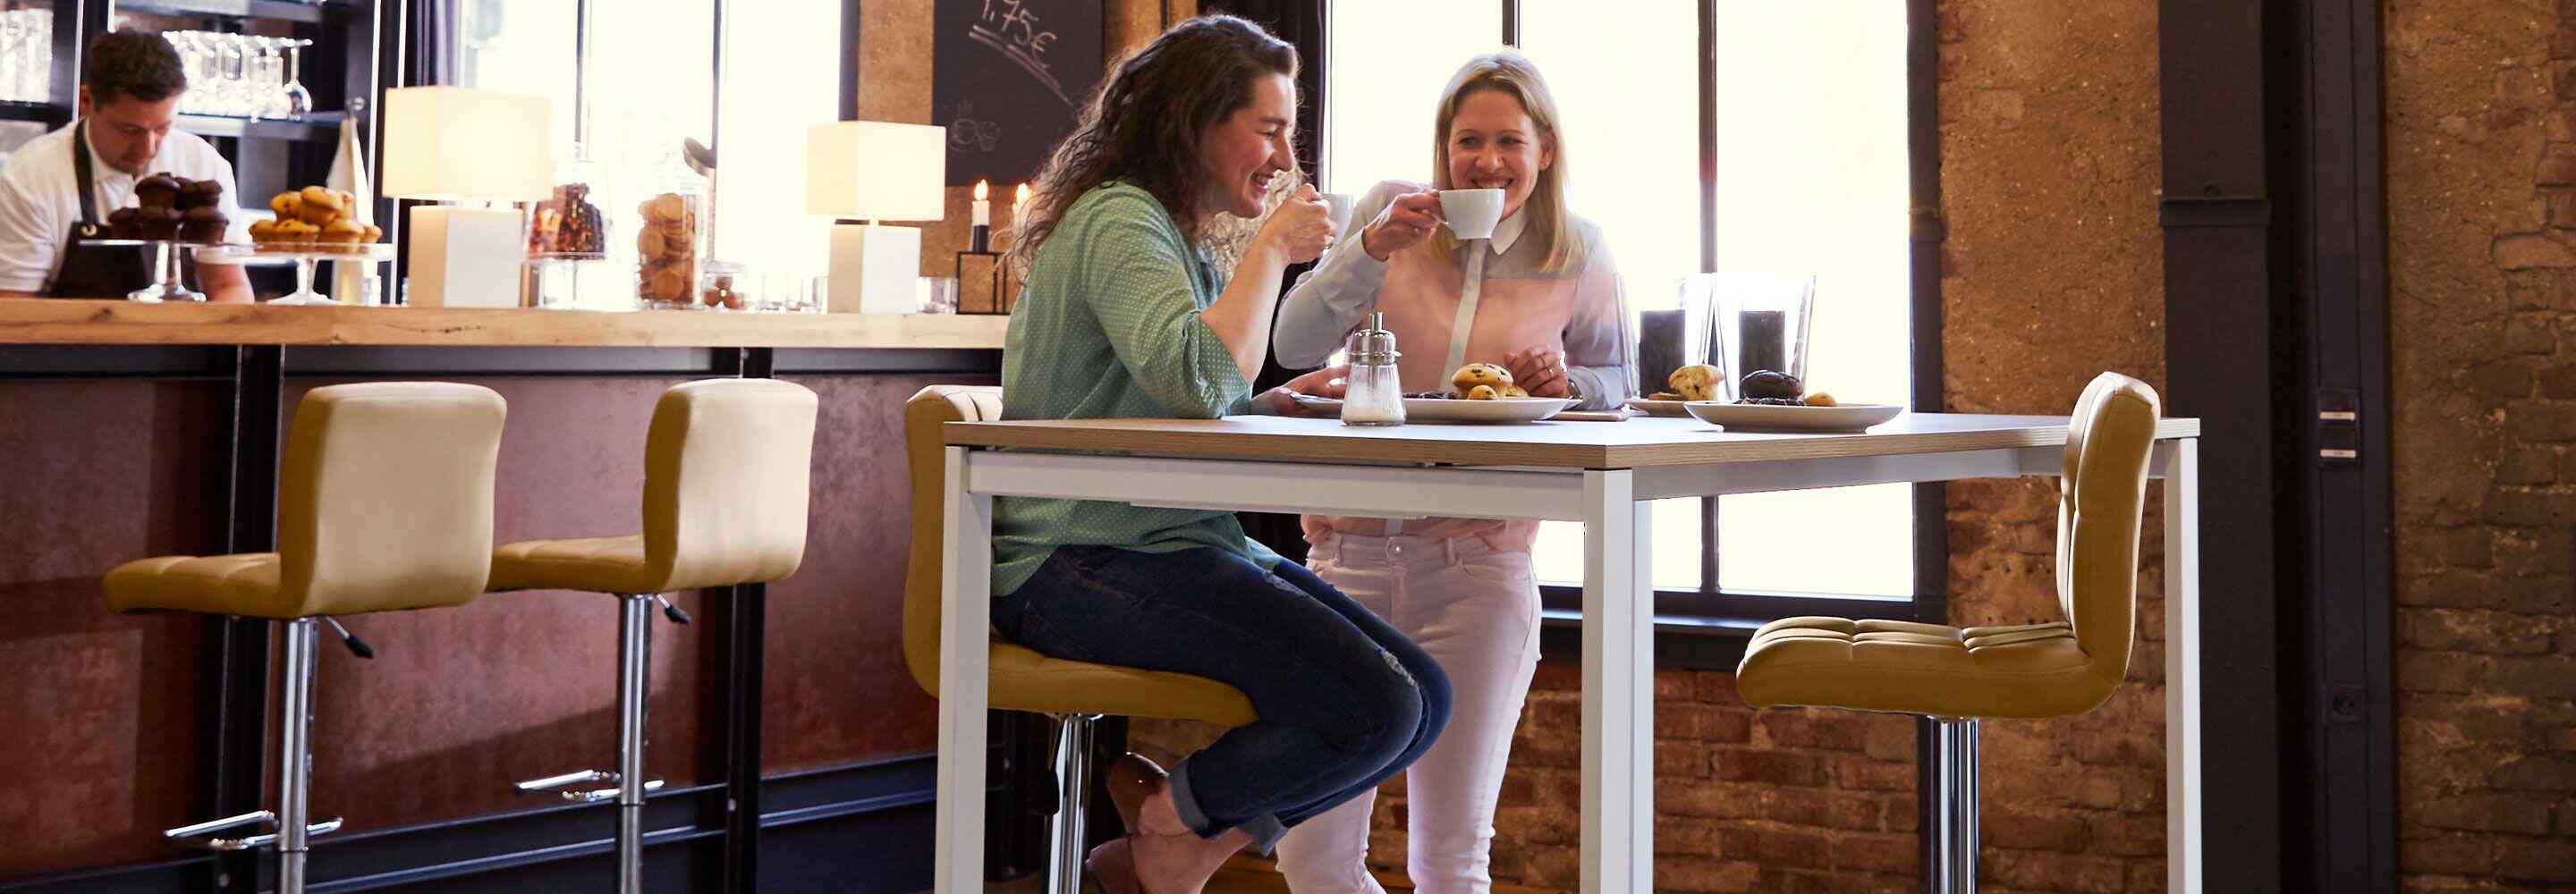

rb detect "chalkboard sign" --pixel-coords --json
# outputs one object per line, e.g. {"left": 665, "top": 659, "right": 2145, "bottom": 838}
{"left": 933, "top": 0, "right": 1105, "bottom": 187}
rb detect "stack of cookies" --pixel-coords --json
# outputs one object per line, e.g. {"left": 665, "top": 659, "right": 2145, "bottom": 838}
{"left": 249, "top": 186, "right": 380, "bottom": 252}
{"left": 106, "top": 173, "right": 227, "bottom": 243}
{"left": 634, "top": 192, "right": 698, "bottom": 306}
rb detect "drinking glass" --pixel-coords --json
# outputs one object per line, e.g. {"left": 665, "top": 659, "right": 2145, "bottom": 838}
{"left": 775, "top": 274, "right": 822, "bottom": 314}
{"left": 8, "top": 11, "right": 56, "bottom": 104}
{"left": 918, "top": 276, "right": 958, "bottom": 314}
{"left": 2, "top": 13, "right": 24, "bottom": 102}
{"left": 168, "top": 32, "right": 206, "bottom": 114}
{"left": 1690, "top": 272, "right": 1816, "bottom": 402}
{"left": 216, "top": 34, "right": 249, "bottom": 116}
{"left": 280, "top": 38, "right": 312, "bottom": 117}
{"left": 249, "top": 37, "right": 284, "bottom": 119}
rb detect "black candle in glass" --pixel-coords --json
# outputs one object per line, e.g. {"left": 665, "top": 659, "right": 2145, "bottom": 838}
{"left": 1739, "top": 309, "right": 1788, "bottom": 375}
{"left": 1637, "top": 309, "right": 1685, "bottom": 396}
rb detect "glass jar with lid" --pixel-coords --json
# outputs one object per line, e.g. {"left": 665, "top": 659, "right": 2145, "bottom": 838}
{"left": 525, "top": 145, "right": 617, "bottom": 309}
{"left": 631, "top": 149, "right": 707, "bottom": 310}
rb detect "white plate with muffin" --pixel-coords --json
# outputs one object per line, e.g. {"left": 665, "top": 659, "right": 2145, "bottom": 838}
{"left": 1289, "top": 361, "right": 1576, "bottom": 424}
{"left": 1649, "top": 364, "right": 1902, "bottom": 432}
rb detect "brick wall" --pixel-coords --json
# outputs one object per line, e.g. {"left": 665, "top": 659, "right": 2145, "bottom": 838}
{"left": 2385, "top": 1, "right": 2576, "bottom": 889}
{"left": 1131, "top": 2, "right": 2174, "bottom": 890}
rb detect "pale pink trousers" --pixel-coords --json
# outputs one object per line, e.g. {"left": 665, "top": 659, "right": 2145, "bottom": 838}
{"left": 1274, "top": 532, "right": 1542, "bottom": 894}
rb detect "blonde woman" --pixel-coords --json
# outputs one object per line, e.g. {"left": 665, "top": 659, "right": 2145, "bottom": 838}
{"left": 1269, "top": 52, "right": 1632, "bottom": 893}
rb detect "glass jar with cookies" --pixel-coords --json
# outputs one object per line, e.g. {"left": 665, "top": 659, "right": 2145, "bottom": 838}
{"left": 632, "top": 151, "right": 707, "bottom": 310}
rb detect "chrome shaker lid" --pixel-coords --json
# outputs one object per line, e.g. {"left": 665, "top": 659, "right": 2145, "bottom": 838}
{"left": 1347, "top": 311, "right": 1401, "bottom": 366}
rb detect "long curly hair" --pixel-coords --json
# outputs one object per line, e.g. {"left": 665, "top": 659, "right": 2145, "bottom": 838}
{"left": 1007, "top": 15, "right": 1299, "bottom": 269}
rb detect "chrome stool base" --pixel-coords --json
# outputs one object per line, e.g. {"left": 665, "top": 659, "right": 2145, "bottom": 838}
{"left": 163, "top": 809, "right": 343, "bottom": 852}
{"left": 1927, "top": 716, "right": 1980, "bottom": 894}
{"left": 514, "top": 769, "right": 666, "bottom": 804}
{"left": 1043, "top": 713, "right": 1102, "bottom": 894}
{"left": 502, "top": 594, "right": 674, "bottom": 894}
{"left": 157, "top": 618, "right": 331, "bottom": 892}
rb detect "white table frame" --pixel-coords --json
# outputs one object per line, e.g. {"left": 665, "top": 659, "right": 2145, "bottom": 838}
{"left": 932, "top": 436, "right": 2200, "bottom": 893}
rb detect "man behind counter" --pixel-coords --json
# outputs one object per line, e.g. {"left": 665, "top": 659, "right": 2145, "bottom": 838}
{"left": 0, "top": 29, "right": 250, "bottom": 302}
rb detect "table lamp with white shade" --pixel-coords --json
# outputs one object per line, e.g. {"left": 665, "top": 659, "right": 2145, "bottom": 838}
{"left": 805, "top": 122, "right": 945, "bottom": 314}
{"left": 381, "top": 87, "right": 554, "bottom": 308}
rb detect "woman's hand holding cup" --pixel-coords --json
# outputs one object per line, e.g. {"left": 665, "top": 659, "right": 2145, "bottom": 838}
{"left": 1259, "top": 184, "right": 1337, "bottom": 265}
{"left": 1360, "top": 188, "right": 1445, "bottom": 261}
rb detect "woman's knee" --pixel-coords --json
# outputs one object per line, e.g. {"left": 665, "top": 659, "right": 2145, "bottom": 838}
{"left": 1350, "top": 645, "right": 1443, "bottom": 760}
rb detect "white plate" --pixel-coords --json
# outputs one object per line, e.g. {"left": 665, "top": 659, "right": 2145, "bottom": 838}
{"left": 1289, "top": 392, "right": 1575, "bottom": 424}
{"left": 1682, "top": 401, "right": 1904, "bottom": 432}
{"left": 1623, "top": 398, "right": 1692, "bottom": 417}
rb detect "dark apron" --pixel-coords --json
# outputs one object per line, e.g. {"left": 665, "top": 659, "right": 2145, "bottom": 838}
{"left": 41, "top": 120, "right": 158, "bottom": 298}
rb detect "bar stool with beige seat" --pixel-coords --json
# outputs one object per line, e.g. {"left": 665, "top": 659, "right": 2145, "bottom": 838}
{"left": 902, "top": 385, "right": 1258, "bottom": 893}
{"left": 484, "top": 377, "right": 818, "bottom": 893}
{"left": 106, "top": 382, "right": 509, "bottom": 894}
{"left": 1735, "top": 371, "right": 2164, "bottom": 894}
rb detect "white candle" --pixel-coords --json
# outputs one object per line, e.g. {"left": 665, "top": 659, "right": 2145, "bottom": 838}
{"left": 1014, "top": 182, "right": 1031, "bottom": 214}
{"left": 971, "top": 180, "right": 990, "bottom": 226}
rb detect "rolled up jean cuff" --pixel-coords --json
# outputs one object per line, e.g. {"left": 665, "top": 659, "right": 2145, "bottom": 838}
{"left": 1169, "top": 760, "right": 1287, "bottom": 855}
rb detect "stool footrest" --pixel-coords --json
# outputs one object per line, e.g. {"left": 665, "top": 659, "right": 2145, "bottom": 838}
{"left": 514, "top": 769, "right": 665, "bottom": 803}
{"left": 165, "top": 813, "right": 342, "bottom": 851}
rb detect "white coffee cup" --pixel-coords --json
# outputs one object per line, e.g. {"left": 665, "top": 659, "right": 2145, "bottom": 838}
{"left": 1321, "top": 192, "right": 1357, "bottom": 238}
{"left": 1439, "top": 188, "right": 1505, "bottom": 240}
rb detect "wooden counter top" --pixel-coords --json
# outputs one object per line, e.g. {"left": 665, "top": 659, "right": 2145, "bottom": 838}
{"left": 0, "top": 299, "right": 1011, "bottom": 349}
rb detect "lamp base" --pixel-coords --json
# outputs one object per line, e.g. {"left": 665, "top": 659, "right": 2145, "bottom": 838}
{"left": 407, "top": 205, "right": 525, "bottom": 308}
{"left": 828, "top": 223, "right": 921, "bottom": 315}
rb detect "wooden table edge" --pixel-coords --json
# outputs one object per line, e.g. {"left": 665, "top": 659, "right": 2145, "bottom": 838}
{"left": 943, "top": 417, "right": 2203, "bottom": 469}
{"left": 0, "top": 299, "right": 1012, "bottom": 349}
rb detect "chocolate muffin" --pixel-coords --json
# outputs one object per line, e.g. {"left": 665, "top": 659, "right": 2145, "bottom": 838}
{"left": 179, "top": 207, "right": 228, "bottom": 244}
{"left": 139, "top": 207, "right": 183, "bottom": 240}
{"left": 106, "top": 207, "right": 143, "bottom": 240}
{"left": 178, "top": 179, "right": 224, "bottom": 210}
{"left": 134, "top": 173, "right": 182, "bottom": 209}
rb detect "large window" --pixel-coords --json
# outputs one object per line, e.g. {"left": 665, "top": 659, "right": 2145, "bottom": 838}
{"left": 1322, "top": 3, "right": 1500, "bottom": 194}
{"left": 457, "top": 0, "right": 837, "bottom": 304}
{"left": 1323, "top": 0, "right": 1919, "bottom": 611}
{"left": 1707, "top": 2, "right": 1912, "bottom": 597}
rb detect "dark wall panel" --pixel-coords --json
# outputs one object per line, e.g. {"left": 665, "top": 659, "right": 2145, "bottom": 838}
{"left": 762, "top": 373, "right": 998, "bottom": 773}
{"left": 0, "top": 381, "right": 229, "bottom": 876}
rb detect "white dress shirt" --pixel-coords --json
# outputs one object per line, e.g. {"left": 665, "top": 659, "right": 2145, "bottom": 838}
{"left": 0, "top": 121, "right": 248, "bottom": 293}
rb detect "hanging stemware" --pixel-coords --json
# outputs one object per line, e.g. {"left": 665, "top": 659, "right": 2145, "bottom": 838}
{"left": 281, "top": 38, "right": 312, "bottom": 118}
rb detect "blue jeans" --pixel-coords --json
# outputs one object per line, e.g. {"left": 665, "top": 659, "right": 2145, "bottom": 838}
{"left": 992, "top": 545, "right": 1452, "bottom": 853}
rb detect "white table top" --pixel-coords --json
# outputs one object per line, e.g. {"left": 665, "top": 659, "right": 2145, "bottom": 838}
{"left": 945, "top": 412, "right": 2201, "bottom": 469}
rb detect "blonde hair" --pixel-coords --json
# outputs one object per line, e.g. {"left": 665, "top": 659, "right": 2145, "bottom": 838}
{"left": 1419, "top": 52, "right": 1581, "bottom": 273}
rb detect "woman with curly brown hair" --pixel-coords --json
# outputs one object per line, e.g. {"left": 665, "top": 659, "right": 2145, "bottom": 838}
{"left": 992, "top": 15, "right": 1452, "bottom": 892}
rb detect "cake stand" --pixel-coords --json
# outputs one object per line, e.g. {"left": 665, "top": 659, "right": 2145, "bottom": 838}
{"left": 194, "top": 242, "right": 396, "bottom": 305}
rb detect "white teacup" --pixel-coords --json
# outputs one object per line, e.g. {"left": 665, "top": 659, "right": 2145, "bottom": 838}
{"left": 1439, "top": 188, "right": 1505, "bottom": 240}
{"left": 1321, "top": 192, "right": 1357, "bottom": 237}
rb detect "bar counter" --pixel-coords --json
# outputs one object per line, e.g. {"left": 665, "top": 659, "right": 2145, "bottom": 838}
{"left": 0, "top": 300, "right": 1005, "bottom": 892}
{"left": 0, "top": 299, "right": 1011, "bottom": 349}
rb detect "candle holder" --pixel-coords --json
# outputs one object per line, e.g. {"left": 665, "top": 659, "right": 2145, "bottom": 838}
{"left": 953, "top": 249, "right": 1011, "bottom": 315}
{"left": 970, "top": 223, "right": 991, "bottom": 254}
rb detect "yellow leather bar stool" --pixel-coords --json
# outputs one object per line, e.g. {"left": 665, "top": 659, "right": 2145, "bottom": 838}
{"left": 485, "top": 377, "right": 818, "bottom": 894}
{"left": 1736, "top": 372, "right": 2163, "bottom": 894}
{"left": 106, "top": 382, "right": 508, "bottom": 894}
{"left": 903, "top": 385, "right": 1258, "bottom": 893}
